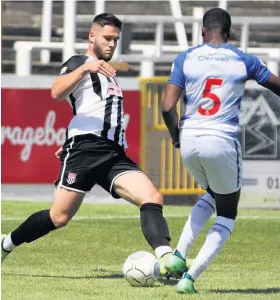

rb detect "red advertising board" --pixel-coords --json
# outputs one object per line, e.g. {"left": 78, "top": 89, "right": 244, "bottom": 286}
{"left": 1, "top": 89, "right": 140, "bottom": 183}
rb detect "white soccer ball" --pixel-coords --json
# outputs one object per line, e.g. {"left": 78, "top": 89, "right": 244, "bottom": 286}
{"left": 123, "top": 251, "right": 160, "bottom": 287}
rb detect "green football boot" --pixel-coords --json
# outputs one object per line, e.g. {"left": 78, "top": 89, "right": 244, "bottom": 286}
{"left": 176, "top": 273, "right": 199, "bottom": 294}
{"left": 160, "top": 251, "right": 188, "bottom": 279}
{"left": 158, "top": 252, "right": 172, "bottom": 277}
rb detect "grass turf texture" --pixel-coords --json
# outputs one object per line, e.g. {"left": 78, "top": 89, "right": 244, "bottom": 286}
{"left": 2, "top": 201, "right": 280, "bottom": 300}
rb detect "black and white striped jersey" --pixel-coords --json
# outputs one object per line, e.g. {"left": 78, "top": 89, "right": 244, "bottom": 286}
{"left": 59, "top": 55, "right": 127, "bottom": 148}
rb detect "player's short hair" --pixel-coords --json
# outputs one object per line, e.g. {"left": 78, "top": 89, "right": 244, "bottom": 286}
{"left": 93, "top": 13, "right": 122, "bottom": 30}
{"left": 203, "top": 8, "right": 231, "bottom": 36}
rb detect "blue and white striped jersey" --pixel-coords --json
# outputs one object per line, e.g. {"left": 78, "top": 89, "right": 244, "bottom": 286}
{"left": 168, "top": 43, "right": 272, "bottom": 139}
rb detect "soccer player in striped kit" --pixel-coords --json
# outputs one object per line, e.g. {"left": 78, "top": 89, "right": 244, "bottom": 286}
{"left": 2, "top": 13, "right": 175, "bottom": 270}
{"left": 162, "top": 8, "right": 280, "bottom": 294}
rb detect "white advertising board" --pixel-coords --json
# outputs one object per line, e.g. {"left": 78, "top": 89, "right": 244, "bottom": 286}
{"left": 241, "top": 161, "right": 280, "bottom": 208}
{"left": 239, "top": 83, "right": 280, "bottom": 208}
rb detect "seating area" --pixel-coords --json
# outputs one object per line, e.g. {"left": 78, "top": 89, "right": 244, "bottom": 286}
{"left": 2, "top": 0, "right": 280, "bottom": 76}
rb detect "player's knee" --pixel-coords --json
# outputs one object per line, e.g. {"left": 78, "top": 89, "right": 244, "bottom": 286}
{"left": 214, "top": 189, "right": 240, "bottom": 220}
{"left": 145, "top": 190, "right": 163, "bottom": 205}
{"left": 50, "top": 213, "right": 71, "bottom": 228}
{"left": 216, "top": 205, "right": 238, "bottom": 220}
{"left": 126, "top": 186, "right": 163, "bottom": 206}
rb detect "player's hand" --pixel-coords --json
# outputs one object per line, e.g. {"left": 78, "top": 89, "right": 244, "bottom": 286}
{"left": 172, "top": 140, "right": 180, "bottom": 149}
{"left": 84, "top": 60, "right": 116, "bottom": 77}
{"left": 55, "top": 147, "right": 63, "bottom": 159}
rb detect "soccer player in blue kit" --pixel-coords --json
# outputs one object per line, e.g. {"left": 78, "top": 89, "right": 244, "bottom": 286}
{"left": 162, "top": 8, "right": 280, "bottom": 293}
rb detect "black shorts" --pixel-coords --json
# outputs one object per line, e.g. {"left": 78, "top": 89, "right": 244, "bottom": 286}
{"left": 55, "top": 134, "right": 143, "bottom": 198}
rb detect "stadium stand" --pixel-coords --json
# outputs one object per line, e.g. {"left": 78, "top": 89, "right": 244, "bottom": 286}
{"left": 2, "top": 0, "right": 280, "bottom": 76}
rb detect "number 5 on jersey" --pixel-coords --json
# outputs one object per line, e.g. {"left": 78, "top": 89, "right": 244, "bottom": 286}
{"left": 198, "top": 78, "right": 223, "bottom": 116}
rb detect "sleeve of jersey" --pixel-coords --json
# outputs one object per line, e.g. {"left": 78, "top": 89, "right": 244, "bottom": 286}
{"left": 59, "top": 55, "right": 87, "bottom": 76}
{"left": 167, "top": 53, "right": 186, "bottom": 88}
{"left": 243, "top": 54, "right": 272, "bottom": 84}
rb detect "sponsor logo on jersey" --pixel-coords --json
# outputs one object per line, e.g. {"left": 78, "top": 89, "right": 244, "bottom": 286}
{"left": 107, "top": 82, "right": 122, "bottom": 97}
{"left": 198, "top": 55, "right": 229, "bottom": 62}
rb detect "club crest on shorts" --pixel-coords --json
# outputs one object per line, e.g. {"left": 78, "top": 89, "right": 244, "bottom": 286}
{"left": 67, "top": 172, "right": 77, "bottom": 184}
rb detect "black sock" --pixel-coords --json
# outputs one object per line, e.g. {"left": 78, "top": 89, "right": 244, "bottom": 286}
{"left": 140, "top": 203, "right": 171, "bottom": 250}
{"left": 11, "top": 210, "right": 57, "bottom": 246}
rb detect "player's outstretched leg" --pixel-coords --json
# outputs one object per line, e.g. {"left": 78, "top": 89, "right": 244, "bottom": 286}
{"left": 113, "top": 172, "right": 173, "bottom": 273}
{"left": 165, "top": 192, "right": 216, "bottom": 278}
{"left": 1, "top": 188, "right": 84, "bottom": 263}
{"left": 176, "top": 190, "right": 240, "bottom": 293}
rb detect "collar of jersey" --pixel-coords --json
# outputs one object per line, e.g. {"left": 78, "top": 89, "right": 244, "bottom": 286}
{"left": 204, "top": 42, "right": 228, "bottom": 49}
{"left": 85, "top": 54, "right": 98, "bottom": 61}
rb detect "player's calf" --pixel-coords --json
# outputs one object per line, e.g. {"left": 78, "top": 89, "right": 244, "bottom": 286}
{"left": 113, "top": 172, "right": 173, "bottom": 259}
{"left": 140, "top": 203, "right": 172, "bottom": 259}
{"left": 1, "top": 209, "right": 57, "bottom": 259}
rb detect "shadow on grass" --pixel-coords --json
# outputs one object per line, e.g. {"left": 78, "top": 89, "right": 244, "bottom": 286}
{"left": 2, "top": 272, "right": 123, "bottom": 280}
{"left": 2, "top": 271, "right": 181, "bottom": 286}
{"left": 211, "top": 288, "right": 280, "bottom": 294}
{"left": 158, "top": 277, "right": 179, "bottom": 286}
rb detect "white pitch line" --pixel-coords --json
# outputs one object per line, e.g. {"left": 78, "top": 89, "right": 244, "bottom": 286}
{"left": 1, "top": 214, "right": 280, "bottom": 221}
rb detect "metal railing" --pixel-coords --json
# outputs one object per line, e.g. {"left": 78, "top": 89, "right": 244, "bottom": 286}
{"left": 13, "top": 0, "right": 280, "bottom": 77}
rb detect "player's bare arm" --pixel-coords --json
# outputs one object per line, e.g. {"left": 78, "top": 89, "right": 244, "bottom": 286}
{"left": 261, "top": 73, "right": 280, "bottom": 96}
{"left": 162, "top": 83, "right": 183, "bottom": 148}
{"left": 51, "top": 60, "right": 116, "bottom": 101}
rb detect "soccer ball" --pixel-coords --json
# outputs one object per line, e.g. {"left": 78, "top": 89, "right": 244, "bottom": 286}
{"left": 123, "top": 251, "right": 160, "bottom": 287}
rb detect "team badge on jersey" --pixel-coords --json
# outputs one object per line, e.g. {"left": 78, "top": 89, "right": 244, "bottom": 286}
{"left": 67, "top": 172, "right": 77, "bottom": 184}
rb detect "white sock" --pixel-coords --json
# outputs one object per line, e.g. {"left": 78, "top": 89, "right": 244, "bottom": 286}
{"left": 175, "top": 193, "right": 216, "bottom": 259}
{"left": 2, "top": 233, "right": 16, "bottom": 252}
{"left": 187, "top": 216, "right": 234, "bottom": 280}
{"left": 155, "top": 245, "right": 172, "bottom": 259}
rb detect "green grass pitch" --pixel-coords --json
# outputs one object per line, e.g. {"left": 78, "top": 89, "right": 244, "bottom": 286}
{"left": 1, "top": 201, "right": 280, "bottom": 300}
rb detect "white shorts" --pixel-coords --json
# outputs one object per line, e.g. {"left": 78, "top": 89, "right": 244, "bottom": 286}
{"left": 180, "top": 134, "right": 242, "bottom": 194}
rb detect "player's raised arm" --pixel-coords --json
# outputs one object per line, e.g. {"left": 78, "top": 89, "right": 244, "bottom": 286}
{"left": 261, "top": 73, "right": 280, "bottom": 97}
{"left": 51, "top": 58, "right": 88, "bottom": 102}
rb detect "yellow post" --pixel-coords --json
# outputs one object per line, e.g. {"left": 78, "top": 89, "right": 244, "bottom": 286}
{"left": 176, "top": 151, "right": 180, "bottom": 189}
{"left": 168, "top": 139, "right": 173, "bottom": 189}
{"left": 161, "top": 139, "right": 166, "bottom": 189}
{"left": 138, "top": 77, "right": 204, "bottom": 195}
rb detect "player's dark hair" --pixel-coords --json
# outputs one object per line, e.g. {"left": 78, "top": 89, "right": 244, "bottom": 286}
{"left": 93, "top": 13, "right": 122, "bottom": 30}
{"left": 203, "top": 8, "right": 231, "bottom": 37}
